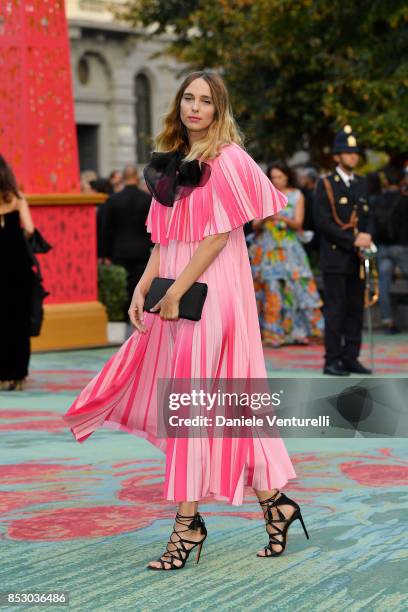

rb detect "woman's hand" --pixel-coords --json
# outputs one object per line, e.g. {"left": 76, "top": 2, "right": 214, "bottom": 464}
{"left": 128, "top": 286, "right": 148, "bottom": 333}
{"left": 150, "top": 290, "right": 180, "bottom": 321}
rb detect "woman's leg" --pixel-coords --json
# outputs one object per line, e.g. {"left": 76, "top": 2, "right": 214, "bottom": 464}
{"left": 148, "top": 501, "right": 205, "bottom": 569}
{"left": 254, "top": 488, "right": 297, "bottom": 556}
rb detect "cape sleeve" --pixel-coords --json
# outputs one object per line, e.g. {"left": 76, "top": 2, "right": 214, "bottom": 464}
{"left": 144, "top": 143, "right": 287, "bottom": 245}
{"left": 145, "top": 197, "right": 170, "bottom": 245}
{"left": 203, "top": 143, "right": 288, "bottom": 236}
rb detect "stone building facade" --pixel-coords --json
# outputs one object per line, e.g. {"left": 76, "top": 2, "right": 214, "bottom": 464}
{"left": 66, "top": 0, "right": 183, "bottom": 176}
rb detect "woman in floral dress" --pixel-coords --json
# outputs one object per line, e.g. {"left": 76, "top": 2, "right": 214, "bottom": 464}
{"left": 249, "top": 161, "right": 324, "bottom": 347}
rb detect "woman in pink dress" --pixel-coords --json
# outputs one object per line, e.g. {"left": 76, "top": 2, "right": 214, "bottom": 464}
{"left": 63, "top": 71, "right": 309, "bottom": 570}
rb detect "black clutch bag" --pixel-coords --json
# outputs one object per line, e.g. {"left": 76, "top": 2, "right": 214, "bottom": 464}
{"left": 143, "top": 277, "right": 208, "bottom": 321}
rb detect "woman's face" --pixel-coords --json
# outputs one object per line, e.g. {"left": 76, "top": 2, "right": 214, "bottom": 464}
{"left": 269, "top": 168, "right": 288, "bottom": 191}
{"left": 180, "top": 78, "right": 215, "bottom": 136}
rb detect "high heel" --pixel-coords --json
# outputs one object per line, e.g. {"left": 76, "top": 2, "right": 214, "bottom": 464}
{"left": 257, "top": 490, "right": 309, "bottom": 557}
{"left": 147, "top": 512, "right": 207, "bottom": 570}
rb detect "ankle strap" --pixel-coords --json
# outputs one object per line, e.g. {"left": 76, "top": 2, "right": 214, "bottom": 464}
{"left": 259, "top": 490, "right": 280, "bottom": 505}
{"left": 176, "top": 512, "right": 200, "bottom": 519}
{"left": 175, "top": 511, "right": 204, "bottom": 531}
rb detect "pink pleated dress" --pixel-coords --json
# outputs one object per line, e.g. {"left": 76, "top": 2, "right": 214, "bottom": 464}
{"left": 62, "top": 143, "right": 297, "bottom": 505}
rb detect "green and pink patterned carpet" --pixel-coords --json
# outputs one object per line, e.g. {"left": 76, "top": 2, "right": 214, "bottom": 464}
{"left": 1, "top": 334, "right": 407, "bottom": 610}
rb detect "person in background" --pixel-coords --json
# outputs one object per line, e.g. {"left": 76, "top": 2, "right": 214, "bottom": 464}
{"left": 137, "top": 176, "right": 151, "bottom": 195}
{"left": 80, "top": 169, "right": 97, "bottom": 192}
{"left": 92, "top": 178, "right": 114, "bottom": 257}
{"left": 109, "top": 169, "right": 123, "bottom": 194}
{"left": 367, "top": 171, "right": 382, "bottom": 201}
{"left": 249, "top": 160, "right": 324, "bottom": 347}
{"left": 0, "top": 155, "right": 35, "bottom": 390}
{"left": 401, "top": 163, "right": 408, "bottom": 195}
{"left": 298, "top": 167, "right": 320, "bottom": 261}
{"left": 314, "top": 125, "right": 373, "bottom": 376}
{"left": 100, "top": 164, "right": 153, "bottom": 322}
{"left": 90, "top": 177, "right": 113, "bottom": 195}
{"left": 374, "top": 167, "right": 408, "bottom": 333}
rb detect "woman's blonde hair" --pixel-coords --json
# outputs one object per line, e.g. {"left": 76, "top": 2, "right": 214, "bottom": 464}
{"left": 155, "top": 70, "right": 244, "bottom": 162}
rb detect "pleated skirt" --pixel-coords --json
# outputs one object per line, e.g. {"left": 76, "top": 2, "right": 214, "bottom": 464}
{"left": 63, "top": 229, "right": 297, "bottom": 504}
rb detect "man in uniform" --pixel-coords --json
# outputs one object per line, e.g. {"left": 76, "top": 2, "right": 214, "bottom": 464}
{"left": 314, "top": 126, "right": 374, "bottom": 375}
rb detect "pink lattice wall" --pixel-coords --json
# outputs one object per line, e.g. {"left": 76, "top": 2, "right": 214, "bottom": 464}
{"left": 33, "top": 205, "right": 98, "bottom": 304}
{"left": 0, "top": 1, "right": 101, "bottom": 311}
{"left": 0, "top": 0, "right": 80, "bottom": 193}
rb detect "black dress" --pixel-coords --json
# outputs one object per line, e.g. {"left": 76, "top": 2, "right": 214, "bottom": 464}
{"left": 0, "top": 210, "right": 32, "bottom": 381}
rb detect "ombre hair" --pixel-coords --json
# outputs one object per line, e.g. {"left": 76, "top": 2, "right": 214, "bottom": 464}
{"left": 155, "top": 70, "right": 244, "bottom": 162}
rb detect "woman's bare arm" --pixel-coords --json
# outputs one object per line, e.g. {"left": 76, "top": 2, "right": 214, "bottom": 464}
{"left": 135, "top": 243, "right": 160, "bottom": 295}
{"left": 18, "top": 197, "right": 35, "bottom": 235}
{"left": 151, "top": 232, "right": 230, "bottom": 320}
{"left": 130, "top": 233, "right": 230, "bottom": 328}
{"left": 278, "top": 191, "right": 305, "bottom": 231}
{"left": 169, "top": 233, "right": 229, "bottom": 298}
{"left": 252, "top": 218, "right": 264, "bottom": 231}
{"left": 128, "top": 243, "right": 160, "bottom": 332}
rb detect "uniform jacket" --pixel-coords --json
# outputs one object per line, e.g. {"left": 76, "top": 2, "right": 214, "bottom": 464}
{"left": 313, "top": 171, "right": 374, "bottom": 274}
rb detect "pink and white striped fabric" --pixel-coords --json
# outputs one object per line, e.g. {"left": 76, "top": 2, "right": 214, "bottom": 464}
{"left": 62, "top": 143, "right": 297, "bottom": 505}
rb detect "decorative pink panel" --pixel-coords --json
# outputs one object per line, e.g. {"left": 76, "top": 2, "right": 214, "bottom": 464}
{"left": 0, "top": 0, "right": 80, "bottom": 193}
{"left": 31, "top": 205, "right": 98, "bottom": 304}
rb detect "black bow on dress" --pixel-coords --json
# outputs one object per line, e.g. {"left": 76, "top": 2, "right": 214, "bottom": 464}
{"left": 143, "top": 151, "right": 211, "bottom": 207}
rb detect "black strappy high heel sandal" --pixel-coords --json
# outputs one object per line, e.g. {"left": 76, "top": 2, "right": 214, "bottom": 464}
{"left": 147, "top": 512, "right": 207, "bottom": 570}
{"left": 257, "top": 490, "right": 309, "bottom": 557}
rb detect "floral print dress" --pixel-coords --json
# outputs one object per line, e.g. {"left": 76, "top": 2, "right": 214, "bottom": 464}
{"left": 249, "top": 188, "right": 324, "bottom": 347}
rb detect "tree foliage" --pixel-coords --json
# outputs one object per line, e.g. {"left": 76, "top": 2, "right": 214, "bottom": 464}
{"left": 121, "top": 0, "right": 408, "bottom": 164}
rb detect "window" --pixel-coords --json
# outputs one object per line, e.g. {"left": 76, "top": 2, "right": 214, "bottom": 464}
{"left": 135, "top": 73, "right": 152, "bottom": 164}
{"left": 77, "top": 57, "right": 90, "bottom": 85}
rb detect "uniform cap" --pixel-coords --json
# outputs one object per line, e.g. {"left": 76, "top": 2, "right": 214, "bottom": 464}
{"left": 332, "top": 125, "right": 361, "bottom": 154}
